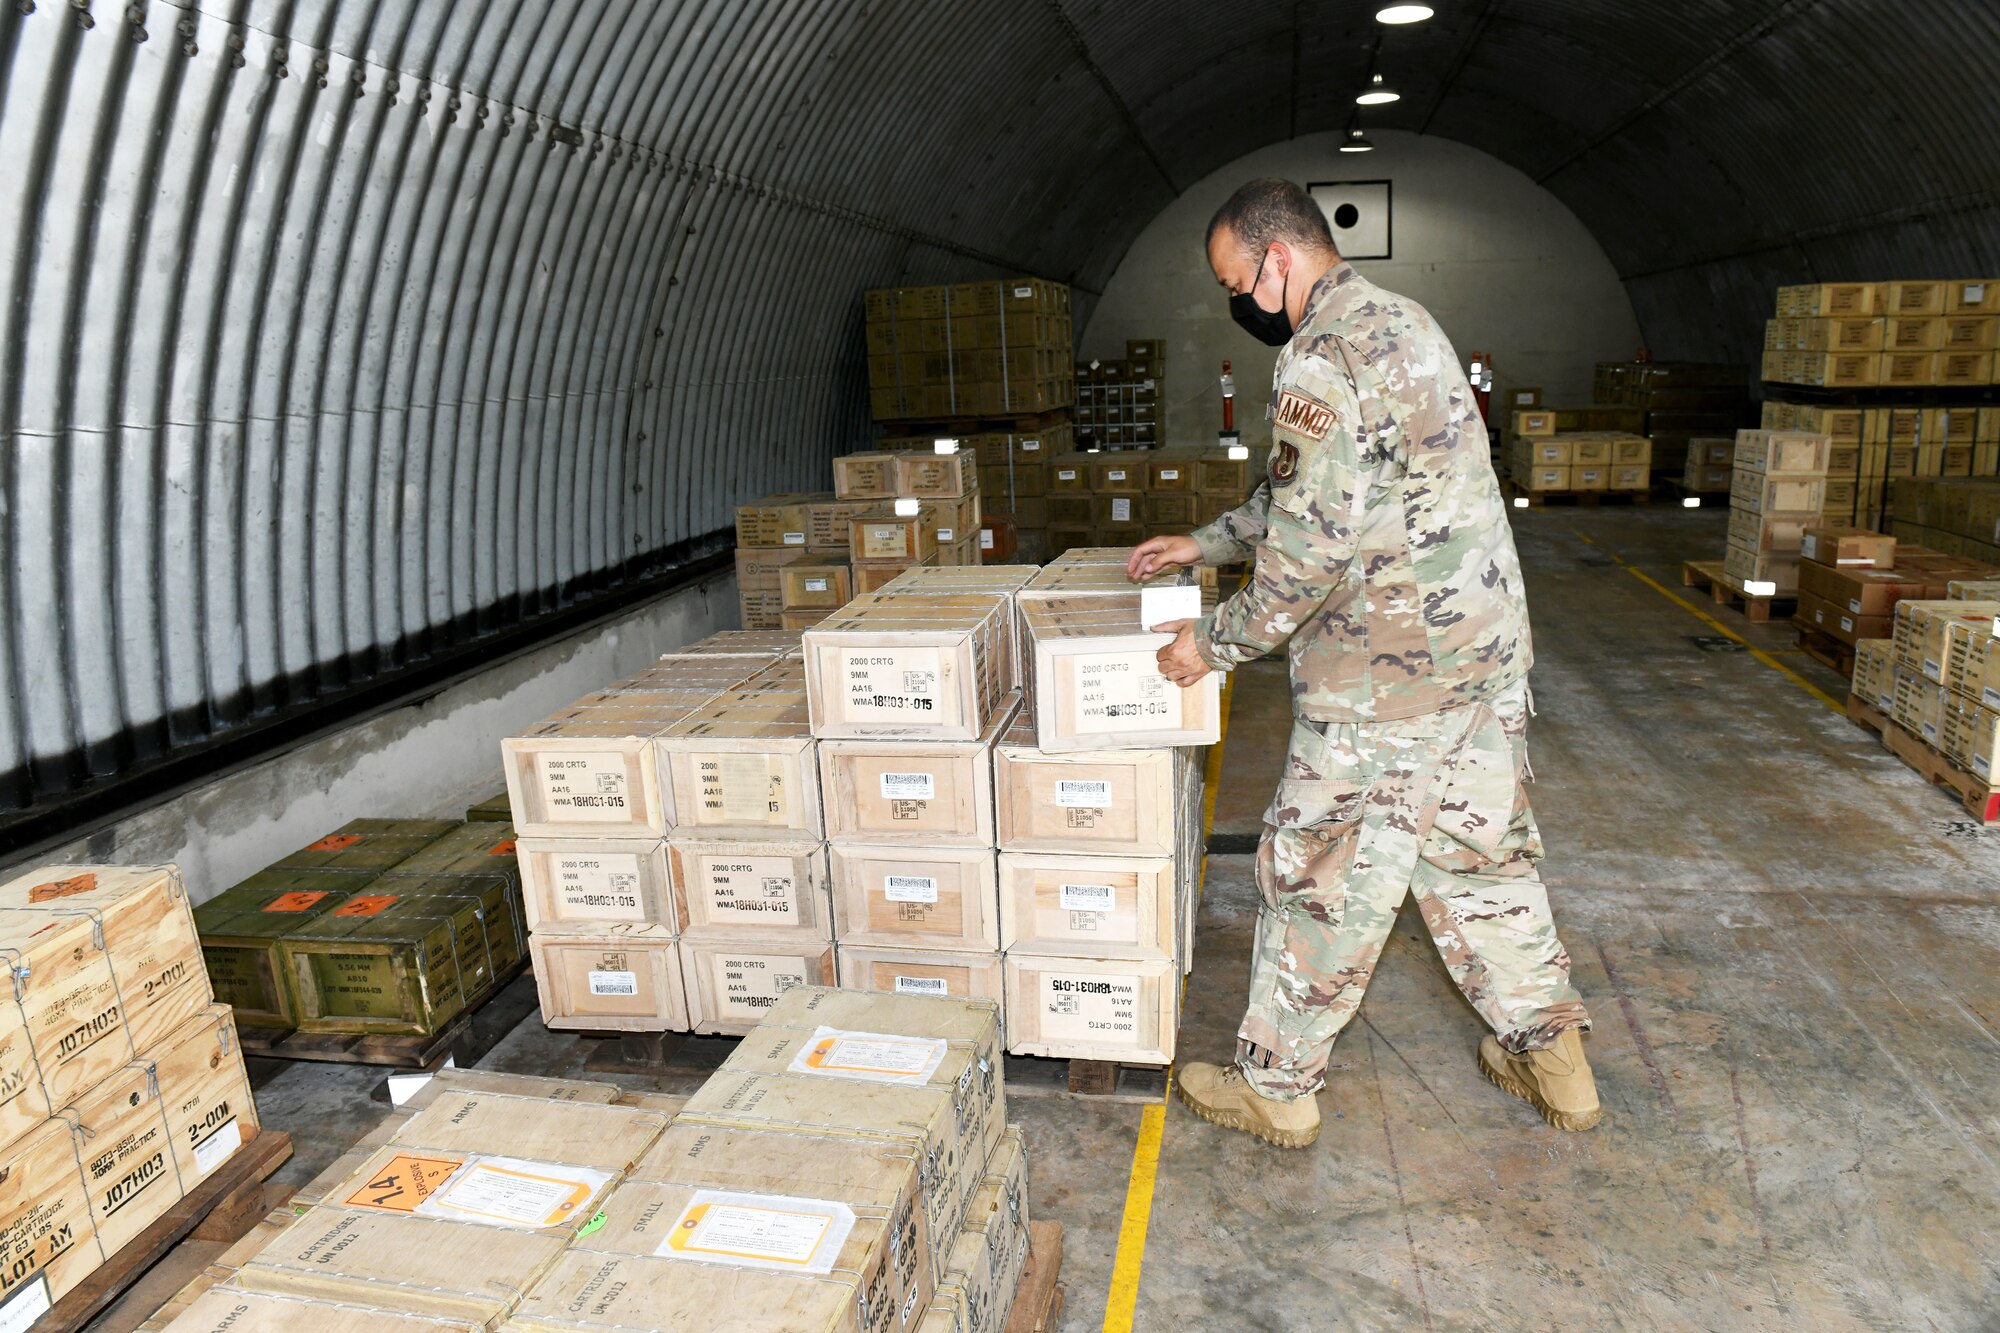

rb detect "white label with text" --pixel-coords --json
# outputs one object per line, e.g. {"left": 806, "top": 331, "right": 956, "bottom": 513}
{"left": 538, "top": 753, "right": 630, "bottom": 822}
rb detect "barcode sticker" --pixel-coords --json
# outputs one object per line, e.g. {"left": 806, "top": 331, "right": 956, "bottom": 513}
{"left": 589, "top": 970, "right": 639, "bottom": 996}
{"left": 1021, "top": 439, "right": 1040, "bottom": 451}
{"left": 1058, "top": 469, "right": 1077, "bottom": 481}
{"left": 880, "top": 771, "right": 935, "bottom": 800}
{"left": 895, "top": 975, "right": 948, "bottom": 996}
{"left": 1841, "top": 616, "right": 1854, "bottom": 632}
{"left": 884, "top": 875, "right": 939, "bottom": 904}
{"left": 783, "top": 532, "right": 806, "bottom": 546}
{"left": 1108, "top": 469, "right": 1127, "bottom": 481}
{"left": 980, "top": 530, "right": 995, "bottom": 550}
{"left": 1060, "top": 883, "right": 1116, "bottom": 913}
{"left": 938, "top": 528, "right": 955, "bottom": 541}
{"left": 804, "top": 577, "right": 829, "bottom": 593}
{"left": 1013, "top": 285, "right": 1033, "bottom": 298}
{"left": 1159, "top": 469, "right": 1179, "bottom": 480}
{"left": 1055, "top": 779, "right": 1113, "bottom": 808}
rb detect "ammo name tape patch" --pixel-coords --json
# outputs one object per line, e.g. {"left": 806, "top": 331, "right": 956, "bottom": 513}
{"left": 1274, "top": 389, "right": 1334, "bottom": 441}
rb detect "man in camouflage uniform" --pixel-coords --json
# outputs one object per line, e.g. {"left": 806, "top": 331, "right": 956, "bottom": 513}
{"left": 1130, "top": 178, "right": 1598, "bottom": 1148}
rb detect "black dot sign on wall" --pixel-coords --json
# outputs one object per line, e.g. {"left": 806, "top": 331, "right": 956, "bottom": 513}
{"left": 1308, "top": 180, "right": 1393, "bottom": 261}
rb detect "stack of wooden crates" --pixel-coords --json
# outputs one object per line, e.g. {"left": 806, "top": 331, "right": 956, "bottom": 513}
{"left": 0, "top": 864, "right": 257, "bottom": 1320}
{"left": 1724, "top": 430, "right": 1832, "bottom": 594}
{"left": 159, "top": 987, "right": 1039, "bottom": 1333}
{"left": 1036, "top": 446, "right": 1255, "bottom": 557}
{"left": 1505, "top": 409, "right": 1653, "bottom": 497}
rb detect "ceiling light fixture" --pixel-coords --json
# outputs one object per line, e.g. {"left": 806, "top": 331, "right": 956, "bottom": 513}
{"left": 1356, "top": 73, "right": 1400, "bottom": 105}
{"left": 1339, "top": 128, "right": 1375, "bottom": 153}
{"left": 1375, "top": 4, "right": 1434, "bottom": 23}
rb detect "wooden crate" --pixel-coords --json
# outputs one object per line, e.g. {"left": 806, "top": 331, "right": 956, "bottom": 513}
{"left": 854, "top": 558, "right": 932, "bottom": 594}
{"left": 517, "top": 838, "right": 677, "bottom": 929}
{"left": 233, "top": 1206, "right": 568, "bottom": 1325}
{"left": 934, "top": 1129, "right": 1029, "bottom": 1329}
{"left": 66, "top": 1060, "right": 185, "bottom": 1254}
{"left": 680, "top": 939, "right": 837, "bottom": 1036}
{"left": 871, "top": 565, "right": 1038, "bottom": 597}
{"left": 385, "top": 1086, "right": 668, "bottom": 1173}
{"left": 656, "top": 691, "right": 824, "bottom": 841}
{"left": 269, "top": 819, "right": 460, "bottom": 872}
{"left": 0, "top": 1119, "right": 106, "bottom": 1310}
{"left": 0, "top": 905, "right": 136, "bottom": 1148}
{"left": 1017, "top": 593, "right": 1222, "bottom": 752}
{"left": 997, "top": 852, "right": 1177, "bottom": 957}
{"left": 280, "top": 886, "right": 511, "bottom": 1038}
{"left": 803, "top": 593, "right": 1017, "bottom": 740}
{"left": 146, "top": 1005, "right": 258, "bottom": 1191}
{"left": 851, "top": 507, "right": 937, "bottom": 564}
{"left": 511, "top": 1251, "right": 865, "bottom": 1333}
{"left": 149, "top": 1289, "right": 488, "bottom": 1333}
{"left": 994, "top": 720, "right": 1178, "bottom": 857}
{"left": 529, "top": 924, "right": 687, "bottom": 1032}
{"left": 836, "top": 946, "right": 1006, "bottom": 1011}
{"left": 828, "top": 845, "right": 999, "bottom": 951}
{"left": 0, "top": 864, "right": 212, "bottom": 1052}
{"left": 669, "top": 838, "right": 833, "bottom": 940}
{"left": 668, "top": 629, "right": 803, "bottom": 660}
{"left": 195, "top": 868, "right": 388, "bottom": 1028}
{"left": 780, "top": 563, "right": 854, "bottom": 611}
{"left": 1002, "top": 953, "right": 1177, "bottom": 1065}
{"left": 899, "top": 451, "right": 977, "bottom": 497}
{"left": 832, "top": 451, "right": 902, "bottom": 499}
{"left": 817, "top": 695, "right": 1018, "bottom": 846}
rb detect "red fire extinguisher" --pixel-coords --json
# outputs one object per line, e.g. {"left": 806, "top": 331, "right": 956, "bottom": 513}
{"left": 1220, "top": 360, "right": 1236, "bottom": 438}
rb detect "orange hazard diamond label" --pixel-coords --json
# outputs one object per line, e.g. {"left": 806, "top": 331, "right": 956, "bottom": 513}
{"left": 263, "top": 891, "right": 331, "bottom": 913}
{"left": 487, "top": 840, "right": 517, "bottom": 857}
{"left": 308, "top": 834, "right": 365, "bottom": 852}
{"left": 28, "top": 873, "right": 98, "bottom": 904}
{"left": 333, "top": 895, "right": 400, "bottom": 917}
{"left": 344, "top": 1153, "right": 464, "bottom": 1213}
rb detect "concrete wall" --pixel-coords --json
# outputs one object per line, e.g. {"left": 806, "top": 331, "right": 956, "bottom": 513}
{"left": 11, "top": 573, "right": 737, "bottom": 904}
{"left": 1082, "top": 129, "right": 1642, "bottom": 450}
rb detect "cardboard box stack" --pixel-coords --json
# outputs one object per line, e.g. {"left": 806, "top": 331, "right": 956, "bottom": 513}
{"left": 1763, "top": 280, "right": 2000, "bottom": 390}
{"left": 1505, "top": 416, "right": 1654, "bottom": 497}
{"left": 1760, "top": 402, "right": 2000, "bottom": 530}
{"left": 1795, "top": 531, "right": 1998, "bottom": 667}
{"left": 0, "top": 863, "right": 259, "bottom": 1320}
{"left": 1851, "top": 594, "right": 2000, "bottom": 807}
{"left": 165, "top": 988, "right": 1040, "bottom": 1333}
{"left": 504, "top": 632, "right": 807, "bottom": 1035}
{"left": 1723, "top": 429, "right": 1832, "bottom": 594}
{"left": 865, "top": 279, "right": 1074, "bottom": 421}
{"left": 1593, "top": 361, "right": 1754, "bottom": 479}
{"left": 1074, "top": 340, "right": 1167, "bottom": 450}
{"left": 1040, "top": 445, "right": 1257, "bottom": 559}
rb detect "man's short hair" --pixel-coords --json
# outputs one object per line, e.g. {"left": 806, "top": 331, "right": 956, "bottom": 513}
{"left": 1206, "top": 178, "right": 1336, "bottom": 259}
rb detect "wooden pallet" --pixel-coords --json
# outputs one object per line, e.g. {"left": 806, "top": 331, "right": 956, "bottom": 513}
{"left": 1682, "top": 560, "right": 1796, "bottom": 624}
{"left": 1002, "top": 1053, "right": 1170, "bottom": 1104}
{"left": 1005, "top": 1221, "right": 1065, "bottom": 1333}
{"left": 239, "top": 959, "right": 533, "bottom": 1069}
{"left": 38, "top": 1127, "right": 293, "bottom": 1332}
{"left": 1793, "top": 620, "right": 1858, "bottom": 677}
{"left": 1505, "top": 484, "right": 1652, "bottom": 509}
{"left": 1847, "top": 694, "right": 2000, "bottom": 822}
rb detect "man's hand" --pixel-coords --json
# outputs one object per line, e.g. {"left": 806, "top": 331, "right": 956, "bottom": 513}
{"left": 1153, "top": 620, "right": 1213, "bottom": 687}
{"left": 1127, "top": 535, "right": 1203, "bottom": 581}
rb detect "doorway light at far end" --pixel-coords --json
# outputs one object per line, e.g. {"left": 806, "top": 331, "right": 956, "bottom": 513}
{"left": 1376, "top": 4, "right": 1434, "bottom": 23}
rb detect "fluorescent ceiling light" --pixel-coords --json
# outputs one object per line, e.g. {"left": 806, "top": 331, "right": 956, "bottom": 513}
{"left": 1356, "top": 73, "right": 1400, "bottom": 106}
{"left": 1376, "top": 4, "right": 1434, "bottom": 23}
{"left": 1339, "top": 128, "right": 1375, "bottom": 153}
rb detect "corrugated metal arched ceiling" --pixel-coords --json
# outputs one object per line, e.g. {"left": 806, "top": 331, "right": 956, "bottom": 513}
{"left": 0, "top": 0, "right": 1994, "bottom": 834}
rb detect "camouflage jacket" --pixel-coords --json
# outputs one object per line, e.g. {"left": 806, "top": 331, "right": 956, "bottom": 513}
{"left": 1190, "top": 263, "right": 1533, "bottom": 722}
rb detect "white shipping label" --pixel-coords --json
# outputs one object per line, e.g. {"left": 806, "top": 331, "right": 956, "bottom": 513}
{"left": 1140, "top": 584, "right": 1202, "bottom": 630}
{"left": 552, "top": 852, "right": 645, "bottom": 917}
{"left": 1159, "top": 468, "right": 1179, "bottom": 480}
{"left": 804, "top": 577, "right": 829, "bottom": 593}
{"left": 703, "top": 857, "right": 802, "bottom": 922}
{"left": 589, "top": 970, "right": 639, "bottom": 996}
{"left": 697, "top": 751, "right": 787, "bottom": 826}
{"left": 419, "top": 1155, "right": 612, "bottom": 1229}
{"left": 980, "top": 530, "right": 996, "bottom": 550}
{"left": 662, "top": 1191, "right": 856, "bottom": 1274}
{"left": 1054, "top": 778, "right": 1113, "bottom": 808}
{"left": 192, "top": 1118, "right": 242, "bottom": 1176}
{"left": 1013, "top": 285, "right": 1033, "bottom": 298}
{"left": 1071, "top": 651, "right": 1182, "bottom": 735}
{"left": 1800, "top": 536, "right": 1820, "bottom": 561}
{"left": 537, "top": 753, "right": 631, "bottom": 822}
{"left": 716, "top": 954, "right": 810, "bottom": 1017}
{"left": 783, "top": 531, "right": 806, "bottom": 546}
{"left": 1966, "top": 283, "right": 1987, "bottom": 303}
{"left": 1977, "top": 754, "right": 1993, "bottom": 778}
{"left": 1057, "top": 469, "right": 1077, "bottom": 481}
{"left": 880, "top": 771, "right": 936, "bottom": 801}
{"left": 938, "top": 528, "right": 956, "bottom": 541}
{"left": 1037, "top": 971, "right": 1142, "bottom": 1044}
{"left": 1841, "top": 616, "right": 1855, "bottom": 632}
{"left": 841, "top": 648, "right": 945, "bottom": 720}
{"left": 1983, "top": 686, "right": 2000, "bottom": 709}
{"left": 1110, "top": 498, "right": 1132, "bottom": 522}
{"left": 1108, "top": 469, "right": 1128, "bottom": 482}
{"left": 0, "top": 1277, "right": 51, "bottom": 1333}
{"left": 895, "top": 975, "right": 948, "bottom": 996}
{"left": 883, "top": 874, "right": 940, "bottom": 904}
{"left": 1849, "top": 598, "right": 1864, "bottom": 614}
{"left": 1021, "top": 439, "right": 1040, "bottom": 451}
{"left": 1059, "top": 882, "right": 1116, "bottom": 914}
{"left": 789, "top": 1026, "right": 948, "bottom": 1083}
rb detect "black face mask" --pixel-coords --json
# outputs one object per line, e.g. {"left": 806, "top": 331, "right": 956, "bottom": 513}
{"left": 1229, "top": 249, "right": 1294, "bottom": 346}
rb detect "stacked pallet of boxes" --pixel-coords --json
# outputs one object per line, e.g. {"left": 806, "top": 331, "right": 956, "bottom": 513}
{"left": 1795, "top": 527, "right": 1997, "bottom": 672}
{"left": 164, "top": 987, "right": 1042, "bottom": 1333}
{"left": 1682, "top": 436, "right": 1737, "bottom": 495}
{"left": 1760, "top": 401, "right": 2000, "bottom": 530}
{"left": 1764, "top": 280, "right": 1999, "bottom": 389}
{"left": 882, "top": 420, "right": 1076, "bottom": 564}
{"left": 506, "top": 633, "right": 803, "bottom": 1036}
{"left": 0, "top": 863, "right": 258, "bottom": 1324}
{"left": 1593, "top": 361, "right": 1753, "bottom": 480}
{"left": 1889, "top": 477, "right": 2000, "bottom": 563}
{"left": 1724, "top": 430, "right": 1832, "bottom": 595}
{"left": 827, "top": 448, "right": 985, "bottom": 596}
{"left": 1852, "top": 593, "right": 2000, "bottom": 813}
{"left": 1001, "top": 553, "right": 1219, "bottom": 1068}
{"left": 1041, "top": 446, "right": 1257, "bottom": 557}
{"left": 1505, "top": 408, "right": 1653, "bottom": 498}
{"left": 804, "top": 567, "right": 1035, "bottom": 1013}
{"left": 865, "top": 279, "right": 1074, "bottom": 422}
{"left": 1074, "top": 340, "right": 1167, "bottom": 450}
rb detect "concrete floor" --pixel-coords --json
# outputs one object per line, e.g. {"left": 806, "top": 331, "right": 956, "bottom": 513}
{"left": 115, "top": 502, "right": 2000, "bottom": 1331}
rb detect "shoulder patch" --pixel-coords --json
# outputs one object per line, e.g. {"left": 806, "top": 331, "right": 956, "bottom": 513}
{"left": 1274, "top": 389, "right": 1335, "bottom": 442}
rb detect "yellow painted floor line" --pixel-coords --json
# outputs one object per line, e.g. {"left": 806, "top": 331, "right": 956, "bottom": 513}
{"left": 1104, "top": 669, "right": 1235, "bottom": 1331}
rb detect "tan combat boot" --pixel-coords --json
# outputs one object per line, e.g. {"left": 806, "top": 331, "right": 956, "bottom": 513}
{"left": 1174, "top": 1062, "right": 1320, "bottom": 1148}
{"left": 1478, "top": 1028, "right": 1602, "bottom": 1131}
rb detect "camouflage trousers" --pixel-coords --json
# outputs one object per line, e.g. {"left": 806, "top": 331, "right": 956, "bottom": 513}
{"left": 1237, "top": 681, "right": 1590, "bottom": 1100}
